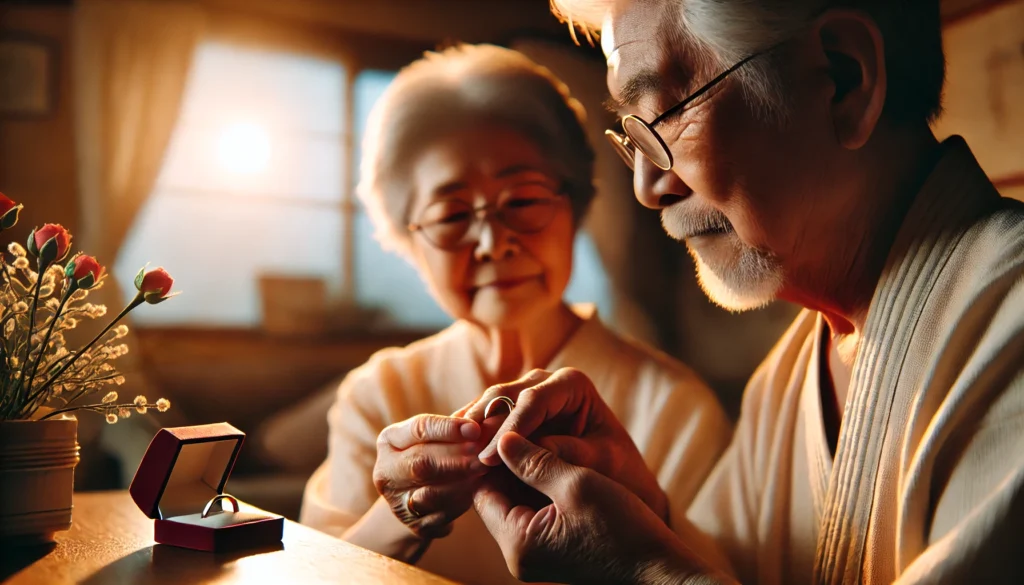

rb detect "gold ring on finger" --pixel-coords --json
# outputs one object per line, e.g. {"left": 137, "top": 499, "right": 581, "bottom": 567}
{"left": 396, "top": 489, "right": 423, "bottom": 524}
{"left": 484, "top": 395, "right": 516, "bottom": 419}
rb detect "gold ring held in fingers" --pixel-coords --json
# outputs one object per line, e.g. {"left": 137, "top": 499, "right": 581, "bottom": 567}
{"left": 484, "top": 396, "right": 516, "bottom": 419}
{"left": 201, "top": 493, "right": 240, "bottom": 518}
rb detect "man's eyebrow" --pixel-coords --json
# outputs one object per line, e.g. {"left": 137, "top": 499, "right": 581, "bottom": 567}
{"left": 605, "top": 69, "right": 663, "bottom": 112}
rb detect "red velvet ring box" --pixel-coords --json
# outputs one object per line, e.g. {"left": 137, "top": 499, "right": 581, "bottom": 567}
{"left": 129, "top": 423, "right": 283, "bottom": 552}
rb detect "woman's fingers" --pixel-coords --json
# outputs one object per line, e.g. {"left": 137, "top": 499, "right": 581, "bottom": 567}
{"left": 379, "top": 413, "right": 480, "bottom": 451}
{"left": 409, "top": 481, "right": 478, "bottom": 524}
{"left": 384, "top": 478, "right": 482, "bottom": 538}
{"left": 374, "top": 444, "right": 487, "bottom": 493}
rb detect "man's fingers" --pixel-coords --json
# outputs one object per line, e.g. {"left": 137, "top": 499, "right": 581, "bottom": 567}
{"left": 464, "top": 369, "right": 552, "bottom": 422}
{"left": 536, "top": 435, "right": 596, "bottom": 469}
{"left": 379, "top": 414, "right": 480, "bottom": 450}
{"left": 495, "top": 432, "right": 583, "bottom": 503}
{"left": 473, "top": 475, "right": 536, "bottom": 557}
{"left": 479, "top": 368, "right": 593, "bottom": 465}
{"left": 473, "top": 476, "right": 513, "bottom": 528}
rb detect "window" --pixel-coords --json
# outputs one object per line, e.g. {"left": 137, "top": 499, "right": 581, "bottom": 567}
{"left": 119, "top": 47, "right": 612, "bottom": 330}
{"left": 117, "top": 42, "right": 347, "bottom": 327}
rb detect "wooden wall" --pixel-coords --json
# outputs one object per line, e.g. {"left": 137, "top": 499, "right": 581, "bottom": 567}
{"left": 0, "top": 5, "right": 79, "bottom": 244}
{"left": 934, "top": 0, "right": 1024, "bottom": 201}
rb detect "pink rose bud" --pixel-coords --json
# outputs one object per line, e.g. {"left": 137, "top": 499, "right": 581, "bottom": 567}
{"left": 29, "top": 223, "right": 72, "bottom": 265}
{"left": 136, "top": 267, "right": 178, "bottom": 304}
{"left": 66, "top": 254, "right": 105, "bottom": 289}
{"left": 0, "top": 192, "right": 23, "bottom": 230}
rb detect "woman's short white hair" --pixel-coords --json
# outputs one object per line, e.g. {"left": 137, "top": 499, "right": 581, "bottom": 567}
{"left": 551, "top": 0, "right": 944, "bottom": 125}
{"left": 358, "top": 43, "right": 595, "bottom": 258}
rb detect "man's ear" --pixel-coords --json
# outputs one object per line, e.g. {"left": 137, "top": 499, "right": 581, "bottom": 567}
{"left": 813, "top": 10, "right": 887, "bottom": 150}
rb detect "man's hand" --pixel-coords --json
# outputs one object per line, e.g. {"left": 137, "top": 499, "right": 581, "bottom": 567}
{"left": 474, "top": 432, "right": 714, "bottom": 584}
{"left": 465, "top": 368, "right": 669, "bottom": 521}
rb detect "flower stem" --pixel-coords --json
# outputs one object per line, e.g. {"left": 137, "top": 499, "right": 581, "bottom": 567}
{"left": 40, "top": 401, "right": 146, "bottom": 420}
{"left": 25, "top": 281, "right": 76, "bottom": 400}
{"left": 14, "top": 257, "right": 45, "bottom": 410}
{"left": 22, "top": 292, "right": 144, "bottom": 416}
{"left": 39, "top": 403, "right": 107, "bottom": 420}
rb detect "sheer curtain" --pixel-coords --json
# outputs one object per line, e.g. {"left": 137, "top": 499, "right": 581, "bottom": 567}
{"left": 72, "top": 0, "right": 207, "bottom": 485}
{"left": 74, "top": 0, "right": 206, "bottom": 269}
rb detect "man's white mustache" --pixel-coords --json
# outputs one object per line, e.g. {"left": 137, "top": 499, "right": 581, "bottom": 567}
{"left": 660, "top": 203, "right": 733, "bottom": 240}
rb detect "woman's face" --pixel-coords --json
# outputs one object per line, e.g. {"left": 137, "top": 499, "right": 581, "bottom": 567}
{"left": 406, "top": 125, "right": 576, "bottom": 330}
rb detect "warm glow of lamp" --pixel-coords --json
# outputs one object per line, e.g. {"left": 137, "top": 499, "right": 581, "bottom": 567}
{"left": 217, "top": 122, "right": 271, "bottom": 174}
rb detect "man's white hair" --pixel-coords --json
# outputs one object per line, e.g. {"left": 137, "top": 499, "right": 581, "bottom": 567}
{"left": 553, "top": 0, "right": 809, "bottom": 120}
{"left": 551, "top": 0, "right": 945, "bottom": 124}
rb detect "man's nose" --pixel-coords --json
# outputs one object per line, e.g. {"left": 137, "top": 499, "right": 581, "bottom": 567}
{"left": 633, "top": 155, "right": 687, "bottom": 210}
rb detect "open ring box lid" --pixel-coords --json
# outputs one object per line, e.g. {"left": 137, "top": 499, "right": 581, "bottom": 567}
{"left": 129, "top": 423, "right": 283, "bottom": 552}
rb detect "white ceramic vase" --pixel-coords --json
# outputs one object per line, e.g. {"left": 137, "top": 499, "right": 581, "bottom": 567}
{"left": 0, "top": 416, "right": 80, "bottom": 543}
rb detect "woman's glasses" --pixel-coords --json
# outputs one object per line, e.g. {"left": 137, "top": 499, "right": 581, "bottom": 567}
{"left": 408, "top": 182, "right": 567, "bottom": 250}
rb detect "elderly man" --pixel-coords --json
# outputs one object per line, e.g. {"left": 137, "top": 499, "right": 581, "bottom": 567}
{"left": 462, "top": 1, "right": 1024, "bottom": 584}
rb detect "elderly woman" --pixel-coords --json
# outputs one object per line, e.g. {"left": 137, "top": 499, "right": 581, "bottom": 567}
{"left": 299, "top": 44, "right": 731, "bottom": 584}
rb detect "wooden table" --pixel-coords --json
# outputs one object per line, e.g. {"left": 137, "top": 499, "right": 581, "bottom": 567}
{"left": 1, "top": 491, "right": 457, "bottom": 585}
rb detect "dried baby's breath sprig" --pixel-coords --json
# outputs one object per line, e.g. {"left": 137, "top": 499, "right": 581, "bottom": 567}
{"left": 38, "top": 395, "right": 171, "bottom": 423}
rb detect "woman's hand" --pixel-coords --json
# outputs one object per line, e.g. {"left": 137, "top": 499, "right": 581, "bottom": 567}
{"left": 465, "top": 368, "right": 670, "bottom": 522}
{"left": 474, "top": 432, "right": 728, "bottom": 584}
{"left": 373, "top": 413, "right": 487, "bottom": 539}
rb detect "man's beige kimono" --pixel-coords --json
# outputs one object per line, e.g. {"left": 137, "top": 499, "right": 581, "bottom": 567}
{"left": 688, "top": 137, "right": 1024, "bottom": 584}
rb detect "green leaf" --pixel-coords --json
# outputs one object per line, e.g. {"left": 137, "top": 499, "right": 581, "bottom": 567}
{"left": 0, "top": 205, "right": 21, "bottom": 230}
{"left": 64, "top": 255, "right": 79, "bottom": 278}
{"left": 143, "top": 290, "right": 179, "bottom": 305}
{"left": 26, "top": 229, "right": 39, "bottom": 256}
{"left": 39, "top": 237, "right": 59, "bottom": 267}
{"left": 133, "top": 265, "right": 147, "bottom": 290}
{"left": 143, "top": 290, "right": 165, "bottom": 304}
{"left": 77, "top": 273, "right": 95, "bottom": 290}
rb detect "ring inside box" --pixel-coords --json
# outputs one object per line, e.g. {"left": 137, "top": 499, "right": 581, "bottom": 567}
{"left": 170, "top": 510, "right": 274, "bottom": 528}
{"left": 131, "top": 423, "right": 283, "bottom": 552}
{"left": 160, "top": 440, "right": 237, "bottom": 520}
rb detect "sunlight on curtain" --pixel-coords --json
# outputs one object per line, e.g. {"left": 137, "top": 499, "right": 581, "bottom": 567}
{"left": 117, "top": 42, "right": 346, "bottom": 326}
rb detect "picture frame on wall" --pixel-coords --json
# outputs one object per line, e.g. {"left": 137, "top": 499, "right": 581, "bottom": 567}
{"left": 0, "top": 33, "right": 57, "bottom": 118}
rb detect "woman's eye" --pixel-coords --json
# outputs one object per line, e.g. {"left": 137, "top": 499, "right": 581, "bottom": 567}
{"left": 505, "top": 197, "right": 546, "bottom": 209}
{"left": 435, "top": 210, "right": 472, "bottom": 224}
